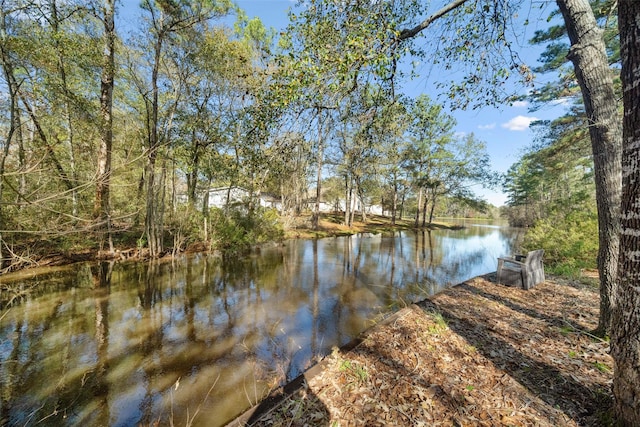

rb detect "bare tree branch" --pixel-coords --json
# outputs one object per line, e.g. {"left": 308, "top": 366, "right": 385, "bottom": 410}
{"left": 398, "top": 0, "right": 471, "bottom": 40}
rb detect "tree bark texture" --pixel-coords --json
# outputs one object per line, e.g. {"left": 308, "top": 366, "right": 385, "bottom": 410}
{"left": 556, "top": 0, "right": 622, "bottom": 335}
{"left": 95, "top": 0, "right": 116, "bottom": 223}
{"left": 612, "top": 1, "right": 640, "bottom": 424}
{"left": 145, "top": 31, "right": 164, "bottom": 258}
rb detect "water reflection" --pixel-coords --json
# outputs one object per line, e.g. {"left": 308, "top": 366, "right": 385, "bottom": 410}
{"left": 0, "top": 224, "right": 522, "bottom": 426}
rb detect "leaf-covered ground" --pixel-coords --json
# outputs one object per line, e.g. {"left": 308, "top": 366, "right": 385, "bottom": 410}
{"left": 231, "top": 273, "right": 613, "bottom": 426}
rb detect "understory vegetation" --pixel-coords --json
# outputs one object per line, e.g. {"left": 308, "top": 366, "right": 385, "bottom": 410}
{"left": 523, "top": 209, "right": 599, "bottom": 276}
{"left": 498, "top": 1, "right": 619, "bottom": 277}
{"left": 0, "top": 0, "right": 501, "bottom": 273}
{"left": 0, "top": 0, "right": 603, "bottom": 279}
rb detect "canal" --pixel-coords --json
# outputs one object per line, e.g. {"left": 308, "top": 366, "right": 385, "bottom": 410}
{"left": 0, "top": 223, "right": 522, "bottom": 426}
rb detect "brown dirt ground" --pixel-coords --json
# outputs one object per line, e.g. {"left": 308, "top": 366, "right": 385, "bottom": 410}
{"left": 230, "top": 272, "right": 612, "bottom": 426}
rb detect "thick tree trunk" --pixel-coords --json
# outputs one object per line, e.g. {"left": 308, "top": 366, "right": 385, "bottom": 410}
{"left": 612, "top": 2, "right": 640, "bottom": 425}
{"left": 556, "top": 0, "right": 622, "bottom": 335}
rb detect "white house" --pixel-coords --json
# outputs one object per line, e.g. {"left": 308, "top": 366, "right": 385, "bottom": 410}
{"left": 315, "top": 199, "right": 383, "bottom": 216}
{"left": 203, "top": 187, "right": 282, "bottom": 211}
{"left": 182, "top": 186, "right": 381, "bottom": 216}
{"left": 206, "top": 186, "right": 249, "bottom": 208}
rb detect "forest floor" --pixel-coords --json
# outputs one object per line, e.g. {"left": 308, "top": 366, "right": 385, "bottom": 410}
{"left": 230, "top": 271, "right": 613, "bottom": 427}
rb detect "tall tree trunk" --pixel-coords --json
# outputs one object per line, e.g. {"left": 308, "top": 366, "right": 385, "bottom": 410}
{"left": 428, "top": 192, "right": 438, "bottom": 224}
{"left": 391, "top": 179, "right": 398, "bottom": 225}
{"left": 15, "top": 101, "right": 26, "bottom": 206}
{"left": 314, "top": 108, "right": 323, "bottom": 230}
{"left": 556, "top": 0, "right": 622, "bottom": 335}
{"left": 357, "top": 179, "right": 367, "bottom": 223}
{"left": 145, "top": 157, "right": 160, "bottom": 255}
{"left": 50, "top": 0, "right": 79, "bottom": 217}
{"left": 145, "top": 34, "right": 163, "bottom": 257}
{"left": 186, "top": 131, "right": 200, "bottom": 207}
{"left": 350, "top": 180, "right": 357, "bottom": 226}
{"left": 421, "top": 190, "right": 428, "bottom": 227}
{"left": 612, "top": 2, "right": 640, "bottom": 424}
{"left": 344, "top": 176, "right": 349, "bottom": 226}
{"left": 202, "top": 176, "right": 212, "bottom": 217}
{"left": 95, "top": 0, "right": 116, "bottom": 253}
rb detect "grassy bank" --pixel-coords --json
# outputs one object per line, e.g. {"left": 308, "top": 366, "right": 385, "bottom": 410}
{"left": 284, "top": 213, "right": 464, "bottom": 240}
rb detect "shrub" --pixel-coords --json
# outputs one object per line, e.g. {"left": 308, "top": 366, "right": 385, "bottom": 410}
{"left": 166, "top": 205, "right": 206, "bottom": 253}
{"left": 522, "top": 208, "right": 598, "bottom": 276}
{"left": 210, "top": 206, "right": 284, "bottom": 254}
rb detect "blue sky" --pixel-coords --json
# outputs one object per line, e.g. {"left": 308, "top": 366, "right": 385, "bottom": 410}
{"left": 120, "top": 0, "right": 569, "bottom": 207}
{"left": 232, "top": 0, "right": 569, "bottom": 207}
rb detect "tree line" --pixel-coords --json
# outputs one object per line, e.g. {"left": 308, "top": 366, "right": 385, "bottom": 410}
{"left": 1, "top": 0, "right": 639, "bottom": 423}
{"left": 0, "top": 0, "right": 494, "bottom": 271}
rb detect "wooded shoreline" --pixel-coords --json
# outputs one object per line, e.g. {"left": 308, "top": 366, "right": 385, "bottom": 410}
{"left": 0, "top": 213, "right": 469, "bottom": 276}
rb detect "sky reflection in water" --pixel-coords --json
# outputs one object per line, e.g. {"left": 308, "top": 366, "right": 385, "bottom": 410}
{"left": 0, "top": 224, "right": 522, "bottom": 426}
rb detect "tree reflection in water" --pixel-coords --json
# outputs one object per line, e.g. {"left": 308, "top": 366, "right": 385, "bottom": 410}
{"left": 0, "top": 222, "right": 522, "bottom": 426}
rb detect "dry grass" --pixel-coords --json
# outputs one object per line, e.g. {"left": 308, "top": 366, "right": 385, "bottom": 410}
{"left": 283, "top": 213, "right": 458, "bottom": 240}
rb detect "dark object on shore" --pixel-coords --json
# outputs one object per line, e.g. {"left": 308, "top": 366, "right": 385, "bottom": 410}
{"left": 497, "top": 249, "right": 545, "bottom": 290}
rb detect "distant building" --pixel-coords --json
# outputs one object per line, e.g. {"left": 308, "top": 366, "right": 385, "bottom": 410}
{"left": 258, "top": 192, "right": 283, "bottom": 210}
{"left": 206, "top": 186, "right": 249, "bottom": 208}
{"left": 180, "top": 186, "right": 381, "bottom": 216}
{"left": 312, "top": 197, "right": 383, "bottom": 216}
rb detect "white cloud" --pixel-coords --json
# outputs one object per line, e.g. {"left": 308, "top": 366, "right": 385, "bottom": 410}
{"left": 511, "top": 100, "right": 529, "bottom": 108}
{"left": 501, "top": 115, "right": 539, "bottom": 131}
{"left": 478, "top": 123, "right": 496, "bottom": 130}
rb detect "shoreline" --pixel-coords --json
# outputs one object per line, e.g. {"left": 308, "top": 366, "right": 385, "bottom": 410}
{"left": 227, "top": 272, "right": 611, "bottom": 426}
{"left": 0, "top": 214, "right": 473, "bottom": 277}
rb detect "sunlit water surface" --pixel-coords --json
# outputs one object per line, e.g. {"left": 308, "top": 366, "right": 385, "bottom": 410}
{"left": 0, "top": 223, "right": 522, "bottom": 426}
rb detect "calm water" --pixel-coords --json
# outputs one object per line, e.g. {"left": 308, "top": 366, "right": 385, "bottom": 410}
{"left": 0, "top": 224, "right": 522, "bottom": 426}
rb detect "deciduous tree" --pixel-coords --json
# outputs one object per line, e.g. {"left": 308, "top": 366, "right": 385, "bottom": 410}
{"left": 135, "top": 0, "right": 231, "bottom": 256}
{"left": 403, "top": 94, "right": 456, "bottom": 226}
{"left": 94, "top": 0, "right": 116, "bottom": 253}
